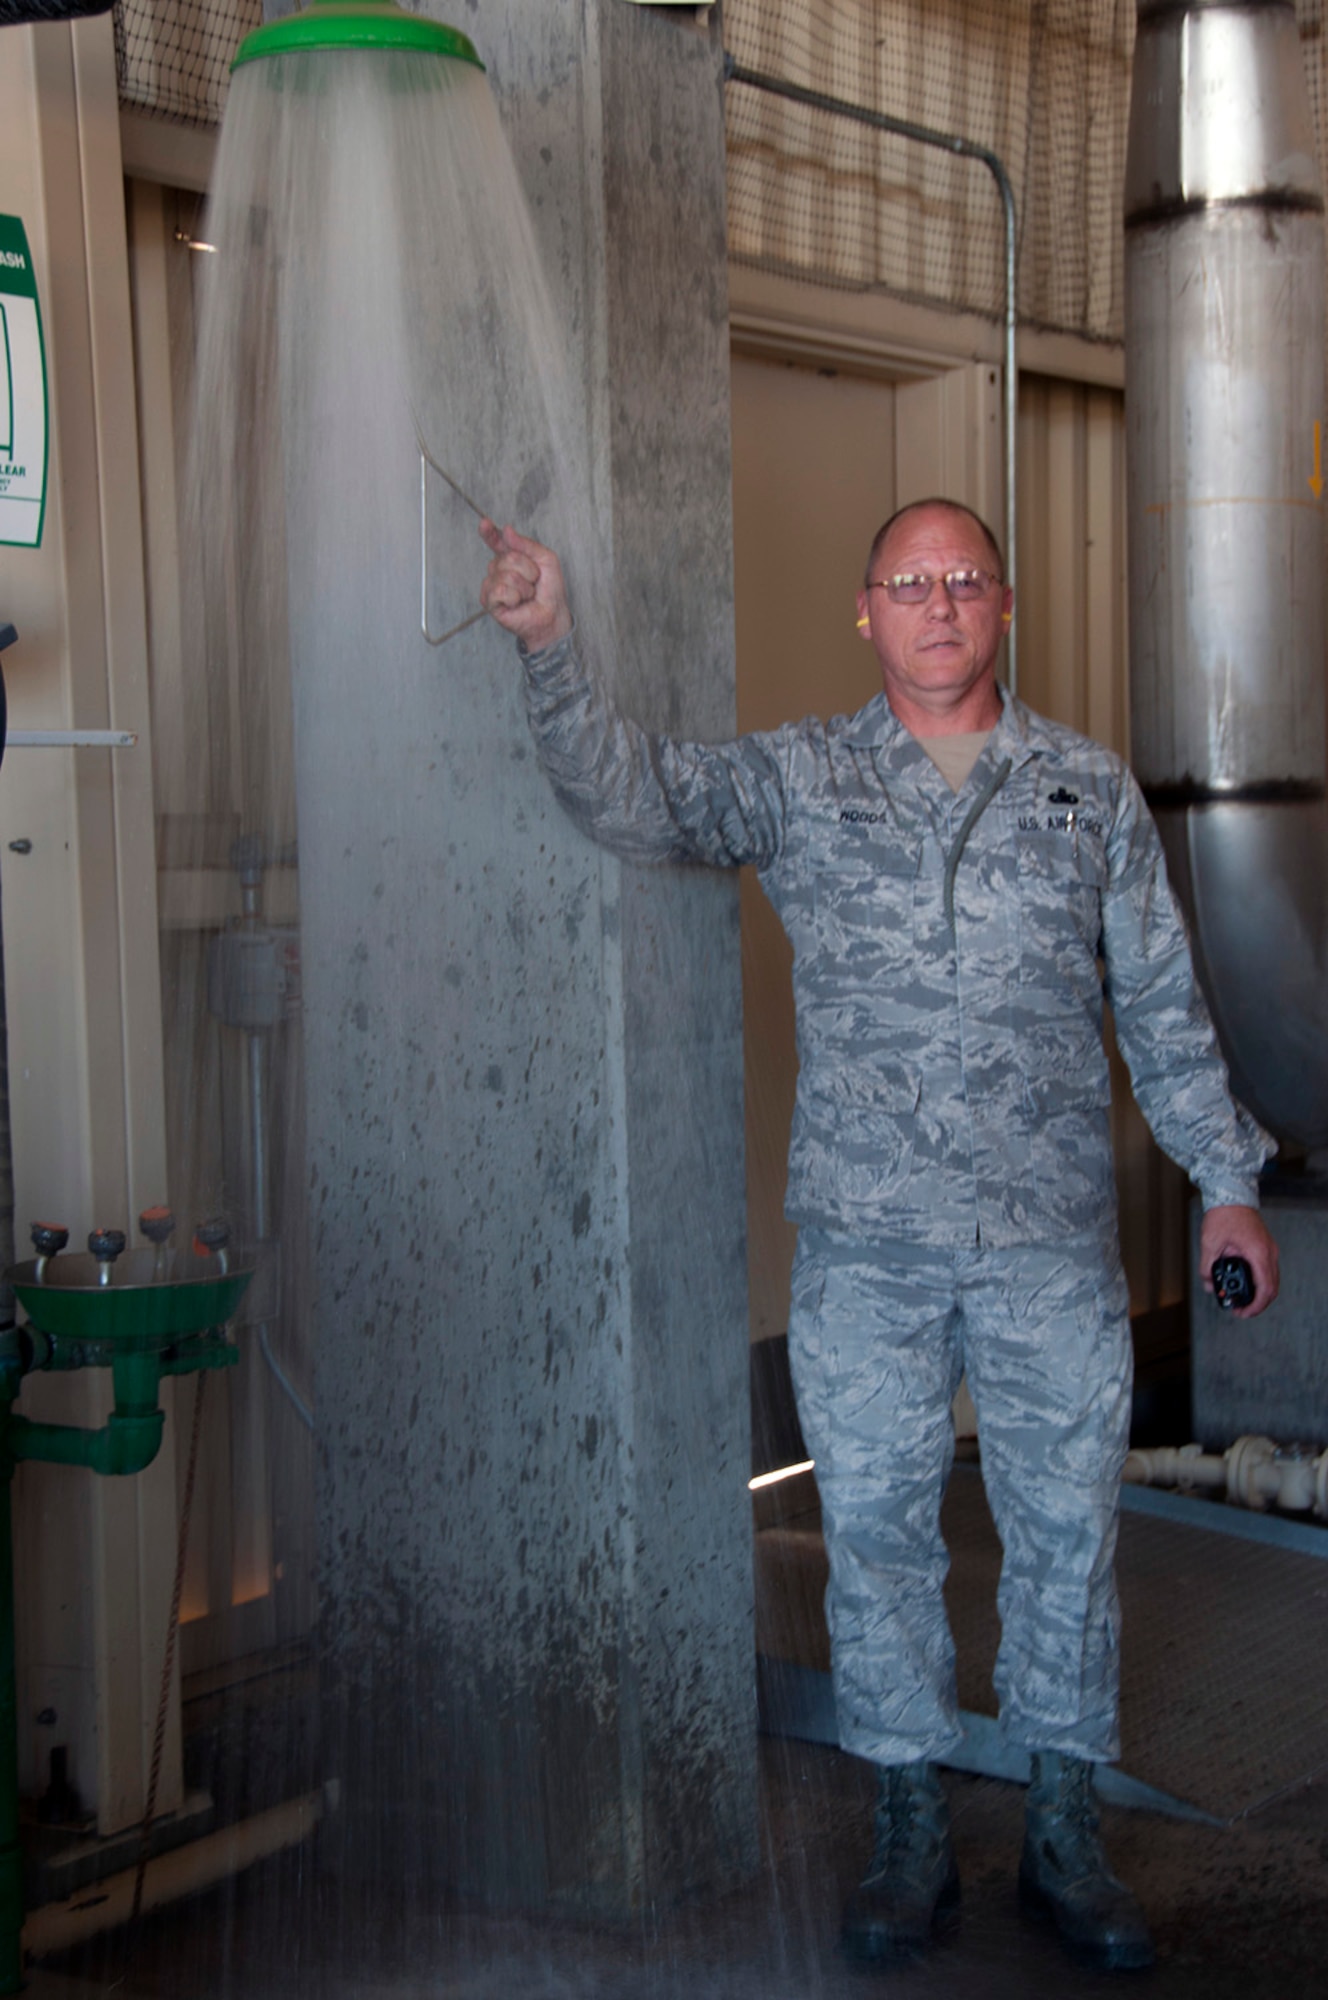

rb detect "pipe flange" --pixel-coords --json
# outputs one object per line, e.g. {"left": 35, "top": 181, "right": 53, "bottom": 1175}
{"left": 1225, "top": 1434, "right": 1278, "bottom": 1511}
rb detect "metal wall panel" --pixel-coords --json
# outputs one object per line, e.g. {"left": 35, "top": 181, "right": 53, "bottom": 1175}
{"left": 0, "top": 14, "right": 182, "bottom": 1833}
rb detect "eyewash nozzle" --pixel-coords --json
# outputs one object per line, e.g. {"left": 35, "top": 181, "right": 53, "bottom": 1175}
{"left": 231, "top": 0, "right": 483, "bottom": 74}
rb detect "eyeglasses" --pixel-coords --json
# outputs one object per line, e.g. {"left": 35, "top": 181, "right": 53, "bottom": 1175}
{"left": 866, "top": 568, "right": 1000, "bottom": 605}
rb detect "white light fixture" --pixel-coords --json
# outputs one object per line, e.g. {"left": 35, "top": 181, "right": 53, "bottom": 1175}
{"left": 748, "top": 1459, "right": 814, "bottom": 1493}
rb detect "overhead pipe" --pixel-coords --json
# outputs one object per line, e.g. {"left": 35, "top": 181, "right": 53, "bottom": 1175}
{"left": 1124, "top": 0, "right": 1328, "bottom": 1150}
{"left": 723, "top": 56, "right": 1020, "bottom": 695}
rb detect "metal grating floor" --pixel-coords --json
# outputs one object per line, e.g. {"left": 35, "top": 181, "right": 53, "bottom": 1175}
{"left": 756, "top": 1461, "right": 1328, "bottom": 1823}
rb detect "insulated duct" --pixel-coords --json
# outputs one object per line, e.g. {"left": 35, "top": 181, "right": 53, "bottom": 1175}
{"left": 1125, "top": 0, "right": 1328, "bottom": 1151}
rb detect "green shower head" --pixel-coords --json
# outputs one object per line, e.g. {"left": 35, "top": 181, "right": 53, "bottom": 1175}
{"left": 231, "top": 0, "right": 484, "bottom": 73}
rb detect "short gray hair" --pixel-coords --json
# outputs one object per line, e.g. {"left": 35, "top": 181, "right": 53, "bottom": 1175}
{"left": 864, "top": 498, "right": 1005, "bottom": 588}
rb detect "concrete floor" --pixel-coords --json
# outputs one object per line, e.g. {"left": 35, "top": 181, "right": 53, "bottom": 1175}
{"left": 24, "top": 1420, "right": 1328, "bottom": 2000}
{"left": 22, "top": 1732, "right": 1328, "bottom": 2000}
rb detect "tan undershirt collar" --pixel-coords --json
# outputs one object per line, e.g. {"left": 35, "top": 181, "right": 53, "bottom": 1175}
{"left": 917, "top": 729, "right": 994, "bottom": 794}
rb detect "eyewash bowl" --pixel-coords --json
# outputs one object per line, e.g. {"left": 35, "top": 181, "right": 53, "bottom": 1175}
{"left": 10, "top": 1249, "right": 253, "bottom": 1349}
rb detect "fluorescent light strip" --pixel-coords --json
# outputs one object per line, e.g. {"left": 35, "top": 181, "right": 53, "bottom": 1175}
{"left": 748, "top": 1459, "right": 815, "bottom": 1492}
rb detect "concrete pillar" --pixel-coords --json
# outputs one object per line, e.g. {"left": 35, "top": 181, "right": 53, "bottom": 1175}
{"left": 305, "top": 3, "right": 755, "bottom": 1915}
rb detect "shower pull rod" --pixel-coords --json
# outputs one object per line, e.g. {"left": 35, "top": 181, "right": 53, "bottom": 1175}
{"left": 416, "top": 426, "right": 497, "bottom": 648}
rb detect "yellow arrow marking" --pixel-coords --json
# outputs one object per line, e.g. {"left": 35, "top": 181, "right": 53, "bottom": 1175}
{"left": 1311, "top": 421, "right": 1323, "bottom": 499}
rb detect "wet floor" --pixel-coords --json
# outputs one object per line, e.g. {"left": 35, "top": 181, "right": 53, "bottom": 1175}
{"left": 26, "top": 1731, "right": 1328, "bottom": 2000}
{"left": 26, "top": 1445, "right": 1328, "bottom": 2000}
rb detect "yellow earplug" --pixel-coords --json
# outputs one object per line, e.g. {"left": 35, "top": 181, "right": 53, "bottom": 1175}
{"left": 856, "top": 615, "right": 870, "bottom": 630}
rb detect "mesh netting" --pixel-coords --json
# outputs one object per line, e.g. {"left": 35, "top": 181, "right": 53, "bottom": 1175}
{"left": 726, "top": 0, "right": 1328, "bottom": 345}
{"left": 114, "top": 0, "right": 259, "bottom": 129}
{"left": 112, "top": 0, "right": 1328, "bottom": 341}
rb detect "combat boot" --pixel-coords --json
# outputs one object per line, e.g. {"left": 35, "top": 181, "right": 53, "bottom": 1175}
{"left": 1019, "top": 1751, "right": 1154, "bottom": 1971}
{"left": 840, "top": 1759, "right": 960, "bottom": 1963}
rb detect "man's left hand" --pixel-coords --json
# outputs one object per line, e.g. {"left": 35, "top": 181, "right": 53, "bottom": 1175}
{"left": 1199, "top": 1205, "right": 1280, "bottom": 1318}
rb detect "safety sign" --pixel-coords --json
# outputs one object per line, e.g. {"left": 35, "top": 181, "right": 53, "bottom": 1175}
{"left": 0, "top": 214, "right": 49, "bottom": 549}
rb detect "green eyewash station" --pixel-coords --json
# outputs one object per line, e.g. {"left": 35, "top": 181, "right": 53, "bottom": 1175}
{"left": 0, "top": 1218, "right": 252, "bottom": 1994}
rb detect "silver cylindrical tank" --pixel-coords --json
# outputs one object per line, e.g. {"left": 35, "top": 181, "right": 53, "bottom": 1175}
{"left": 1125, "top": 0, "right": 1328, "bottom": 1150}
{"left": 1125, "top": 0, "right": 1325, "bottom": 800}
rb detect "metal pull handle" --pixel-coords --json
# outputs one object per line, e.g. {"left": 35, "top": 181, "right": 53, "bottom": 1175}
{"left": 417, "top": 430, "right": 496, "bottom": 649}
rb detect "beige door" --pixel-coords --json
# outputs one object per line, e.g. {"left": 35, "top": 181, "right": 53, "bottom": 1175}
{"left": 731, "top": 352, "right": 901, "bottom": 1347}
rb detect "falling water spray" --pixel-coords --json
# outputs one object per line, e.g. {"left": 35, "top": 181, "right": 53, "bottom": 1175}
{"left": 169, "top": 0, "right": 752, "bottom": 1960}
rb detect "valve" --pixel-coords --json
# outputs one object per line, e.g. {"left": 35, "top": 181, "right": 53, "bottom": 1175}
{"left": 87, "top": 1229, "right": 127, "bottom": 1288}
{"left": 1271, "top": 1443, "right": 1318, "bottom": 1514}
{"left": 29, "top": 1223, "right": 68, "bottom": 1283}
{"left": 139, "top": 1206, "right": 176, "bottom": 1283}
{"left": 1225, "top": 1434, "right": 1278, "bottom": 1510}
{"left": 193, "top": 1217, "right": 231, "bottom": 1275}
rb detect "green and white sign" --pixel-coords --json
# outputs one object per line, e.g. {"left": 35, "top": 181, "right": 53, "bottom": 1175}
{"left": 0, "top": 214, "right": 49, "bottom": 550}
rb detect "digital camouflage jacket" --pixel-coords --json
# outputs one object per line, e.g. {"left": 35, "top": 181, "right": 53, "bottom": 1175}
{"left": 520, "top": 632, "right": 1271, "bottom": 1249}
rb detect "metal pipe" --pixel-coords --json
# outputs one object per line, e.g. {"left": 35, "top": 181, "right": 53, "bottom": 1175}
{"left": 234, "top": 854, "right": 313, "bottom": 1433}
{"left": 248, "top": 1031, "right": 269, "bottom": 1243}
{"left": 1124, "top": 0, "right": 1328, "bottom": 1147}
{"left": 1124, "top": 1432, "right": 1328, "bottom": 1519}
{"left": 22, "top": 1790, "right": 324, "bottom": 1962}
{"left": 246, "top": 1017, "right": 315, "bottom": 1429}
{"left": 1125, "top": 0, "right": 1324, "bottom": 801}
{"left": 3, "top": 731, "right": 138, "bottom": 749}
{"left": 723, "top": 55, "right": 1020, "bottom": 694}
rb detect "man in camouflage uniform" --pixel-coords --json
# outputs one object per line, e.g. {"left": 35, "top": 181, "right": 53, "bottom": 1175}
{"left": 480, "top": 499, "right": 1279, "bottom": 1973}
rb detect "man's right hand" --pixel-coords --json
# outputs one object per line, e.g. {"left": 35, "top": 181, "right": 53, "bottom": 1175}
{"left": 1199, "top": 1204, "right": 1280, "bottom": 1319}
{"left": 479, "top": 521, "right": 573, "bottom": 653}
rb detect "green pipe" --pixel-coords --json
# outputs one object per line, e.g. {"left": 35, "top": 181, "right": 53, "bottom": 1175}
{"left": 0, "top": 1298, "right": 244, "bottom": 1990}
{"left": 14, "top": 1330, "right": 237, "bottom": 1380}
{"left": 5, "top": 1409, "right": 164, "bottom": 1479}
{"left": 5, "top": 1350, "right": 162, "bottom": 1477}
{"left": 0, "top": 1341, "right": 234, "bottom": 1478}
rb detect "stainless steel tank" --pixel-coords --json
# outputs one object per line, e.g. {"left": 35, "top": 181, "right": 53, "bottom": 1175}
{"left": 1125, "top": 0, "right": 1328, "bottom": 1148}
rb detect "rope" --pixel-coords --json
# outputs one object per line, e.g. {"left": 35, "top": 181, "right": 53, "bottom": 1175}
{"left": 129, "top": 1368, "right": 209, "bottom": 1931}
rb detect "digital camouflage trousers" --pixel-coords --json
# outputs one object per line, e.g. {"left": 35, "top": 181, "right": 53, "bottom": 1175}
{"left": 788, "top": 1229, "right": 1133, "bottom": 1767}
